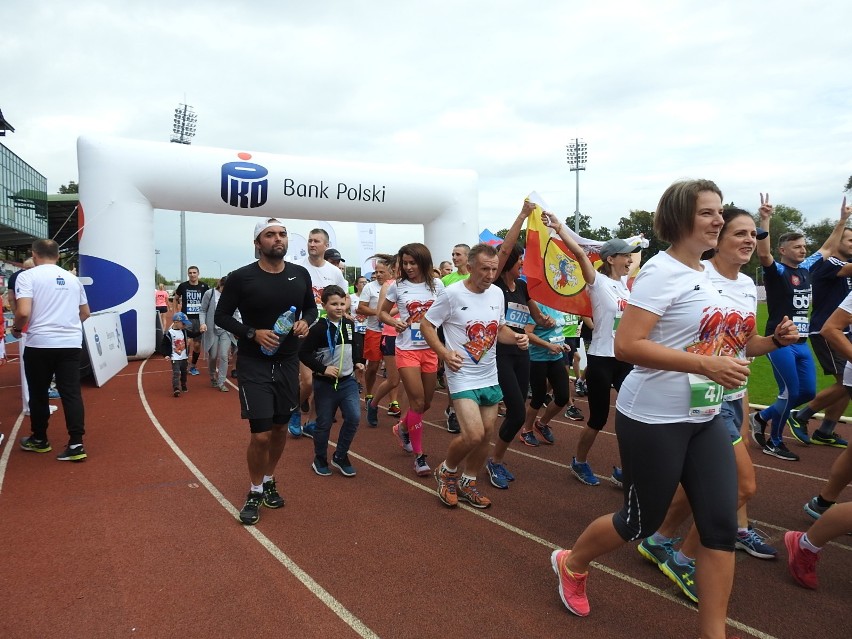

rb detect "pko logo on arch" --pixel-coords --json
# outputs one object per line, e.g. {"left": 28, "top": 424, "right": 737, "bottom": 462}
{"left": 221, "top": 152, "right": 269, "bottom": 209}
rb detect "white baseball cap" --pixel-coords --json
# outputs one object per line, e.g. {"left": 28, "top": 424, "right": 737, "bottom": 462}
{"left": 254, "top": 217, "right": 286, "bottom": 240}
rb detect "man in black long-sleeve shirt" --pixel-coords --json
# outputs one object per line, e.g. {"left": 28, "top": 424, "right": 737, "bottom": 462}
{"left": 215, "top": 218, "right": 317, "bottom": 525}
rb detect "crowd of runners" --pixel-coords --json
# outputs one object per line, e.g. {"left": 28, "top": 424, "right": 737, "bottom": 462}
{"left": 7, "top": 178, "right": 852, "bottom": 639}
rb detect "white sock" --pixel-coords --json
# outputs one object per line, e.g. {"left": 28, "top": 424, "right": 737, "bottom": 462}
{"left": 250, "top": 483, "right": 263, "bottom": 494}
{"left": 442, "top": 461, "right": 458, "bottom": 474}
{"left": 460, "top": 473, "right": 476, "bottom": 486}
{"left": 800, "top": 533, "right": 822, "bottom": 554}
{"left": 263, "top": 475, "right": 273, "bottom": 484}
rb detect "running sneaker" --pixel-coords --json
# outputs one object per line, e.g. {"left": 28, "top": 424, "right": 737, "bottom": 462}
{"left": 211, "top": 379, "right": 219, "bottom": 388}
{"left": 173, "top": 389, "right": 181, "bottom": 397}
{"left": 749, "top": 411, "right": 767, "bottom": 449}
{"left": 48, "top": 387, "right": 61, "bottom": 399}
{"left": 239, "top": 491, "right": 263, "bottom": 525}
{"left": 735, "top": 527, "right": 777, "bottom": 559}
{"left": 486, "top": 458, "right": 509, "bottom": 489}
{"left": 188, "top": 367, "right": 200, "bottom": 376}
{"left": 810, "top": 431, "right": 848, "bottom": 448}
{"left": 804, "top": 496, "right": 831, "bottom": 520}
{"left": 218, "top": 384, "right": 229, "bottom": 393}
{"left": 534, "top": 420, "right": 555, "bottom": 444}
{"left": 784, "top": 531, "right": 819, "bottom": 589}
{"left": 571, "top": 457, "right": 600, "bottom": 486}
{"left": 788, "top": 410, "right": 811, "bottom": 445}
{"left": 56, "top": 444, "right": 87, "bottom": 462}
{"left": 519, "top": 430, "right": 540, "bottom": 447}
{"left": 638, "top": 536, "right": 680, "bottom": 567}
{"left": 181, "top": 385, "right": 188, "bottom": 393}
{"left": 763, "top": 441, "right": 799, "bottom": 461}
{"left": 550, "top": 549, "right": 590, "bottom": 617}
{"left": 446, "top": 408, "right": 461, "bottom": 434}
{"left": 312, "top": 456, "right": 332, "bottom": 477}
{"left": 564, "top": 405, "right": 584, "bottom": 421}
{"left": 331, "top": 455, "right": 357, "bottom": 477}
{"left": 501, "top": 463, "right": 515, "bottom": 481}
{"left": 434, "top": 464, "right": 458, "bottom": 507}
{"left": 19, "top": 436, "right": 51, "bottom": 453}
{"left": 610, "top": 466, "right": 623, "bottom": 488}
{"left": 457, "top": 479, "right": 491, "bottom": 508}
{"left": 660, "top": 556, "right": 698, "bottom": 603}
{"left": 414, "top": 454, "right": 431, "bottom": 477}
{"left": 392, "top": 422, "right": 414, "bottom": 453}
{"left": 387, "top": 401, "right": 401, "bottom": 417}
{"left": 288, "top": 412, "right": 302, "bottom": 438}
{"left": 262, "top": 478, "right": 286, "bottom": 508}
{"left": 366, "top": 402, "right": 379, "bottom": 427}
{"left": 302, "top": 421, "right": 316, "bottom": 439}
{"left": 364, "top": 394, "right": 373, "bottom": 406}
{"left": 574, "top": 379, "right": 587, "bottom": 397}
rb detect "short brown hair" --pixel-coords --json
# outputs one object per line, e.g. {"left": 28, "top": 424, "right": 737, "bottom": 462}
{"left": 468, "top": 243, "right": 498, "bottom": 264}
{"left": 654, "top": 179, "right": 723, "bottom": 245}
{"left": 31, "top": 239, "right": 59, "bottom": 259}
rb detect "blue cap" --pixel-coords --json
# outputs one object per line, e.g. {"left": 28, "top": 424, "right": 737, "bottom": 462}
{"left": 172, "top": 312, "right": 192, "bottom": 327}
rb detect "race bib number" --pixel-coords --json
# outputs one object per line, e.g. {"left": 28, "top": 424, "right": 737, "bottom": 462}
{"left": 356, "top": 324, "right": 367, "bottom": 334}
{"left": 688, "top": 374, "right": 723, "bottom": 416}
{"left": 549, "top": 335, "right": 565, "bottom": 345}
{"left": 506, "top": 302, "right": 530, "bottom": 329}
{"left": 792, "top": 315, "right": 809, "bottom": 336}
{"left": 612, "top": 310, "right": 623, "bottom": 337}
{"left": 409, "top": 323, "right": 426, "bottom": 347}
{"left": 722, "top": 383, "right": 747, "bottom": 401}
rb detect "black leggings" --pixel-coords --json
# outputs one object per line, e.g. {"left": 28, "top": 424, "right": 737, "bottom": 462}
{"left": 612, "top": 412, "right": 737, "bottom": 551}
{"left": 585, "top": 354, "right": 633, "bottom": 430}
{"left": 529, "top": 359, "right": 570, "bottom": 409}
{"left": 497, "top": 349, "right": 530, "bottom": 443}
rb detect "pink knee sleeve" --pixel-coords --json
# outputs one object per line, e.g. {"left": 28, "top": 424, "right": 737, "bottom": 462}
{"left": 405, "top": 410, "right": 424, "bottom": 454}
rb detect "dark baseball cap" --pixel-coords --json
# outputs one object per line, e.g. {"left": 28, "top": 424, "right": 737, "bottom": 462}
{"left": 324, "top": 248, "right": 343, "bottom": 262}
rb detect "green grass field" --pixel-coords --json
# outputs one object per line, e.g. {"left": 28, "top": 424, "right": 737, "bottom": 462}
{"left": 749, "top": 303, "right": 852, "bottom": 416}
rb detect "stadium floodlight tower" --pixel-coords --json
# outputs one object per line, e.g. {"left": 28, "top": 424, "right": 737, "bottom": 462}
{"left": 170, "top": 103, "right": 197, "bottom": 277}
{"left": 566, "top": 138, "right": 588, "bottom": 232}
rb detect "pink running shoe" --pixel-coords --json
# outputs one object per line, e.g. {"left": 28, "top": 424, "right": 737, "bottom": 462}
{"left": 392, "top": 422, "right": 414, "bottom": 454}
{"left": 550, "top": 549, "right": 590, "bottom": 616}
{"left": 784, "top": 531, "right": 819, "bottom": 589}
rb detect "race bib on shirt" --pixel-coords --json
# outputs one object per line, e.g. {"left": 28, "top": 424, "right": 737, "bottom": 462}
{"left": 409, "top": 323, "right": 426, "bottom": 347}
{"left": 612, "top": 309, "right": 623, "bottom": 336}
{"left": 792, "top": 313, "right": 809, "bottom": 336}
{"left": 688, "top": 374, "right": 723, "bottom": 417}
{"left": 505, "top": 302, "right": 530, "bottom": 329}
{"left": 722, "top": 383, "right": 747, "bottom": 401}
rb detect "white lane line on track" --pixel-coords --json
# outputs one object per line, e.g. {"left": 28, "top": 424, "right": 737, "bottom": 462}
{"left": 0, "top": 413, "right": 25, "bottom": 497}
{"left": 136, "top": 358, "right": 380, "bottom": 639}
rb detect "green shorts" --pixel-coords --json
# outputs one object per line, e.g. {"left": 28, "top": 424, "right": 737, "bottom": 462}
{"left": 450, "top": 384, "right": 503, "bottom": 407}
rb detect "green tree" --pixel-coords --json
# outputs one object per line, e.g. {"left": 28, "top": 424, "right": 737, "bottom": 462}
{"left": 803, "top": 218, "right": 837, "bottom": 254}
{"left": 615, "top": 210, "right": 666, "bottom": 260}
{"left": 745, "top": 203, "right": 806, "bottom": 284}
{"left": 844, "top": 176, "right": 852, "bottom": 193}
{"left": 58, "top": 181, "right": 78, "bottom": 194}
{"left": 496, "top": 228, "right": 526, "bottom": 247}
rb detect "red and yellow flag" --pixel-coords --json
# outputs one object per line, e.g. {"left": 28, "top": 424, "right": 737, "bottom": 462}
{"left": 524, "top": 200, "right": 599, "bottom": 316}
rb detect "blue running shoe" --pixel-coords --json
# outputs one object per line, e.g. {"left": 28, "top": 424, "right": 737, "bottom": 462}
{"left": 637, "top": 536, "right": 680, "bottom": 567}
{"left": 486, "top": 458, "right": 509, "bottom": 489}
{"left": 804, "top": 496, "right": 830, "bottom": 520}
{"left": 660, "top": 556, "right": 698, "bottom": 603}
{"left": 610, "top": 466, "right": 623, "bottom": 488}
{"left": 810, "top": 430, "right": 848, "bottom": 448}
{"left": 366, "top": 402, "right": 379, "bottom": 427}
{"left": 188, "top": 367, "right": 200, "bottom": 376}
{"left": 302, "top": 421, "right": 316, "bottom": 439}
{"left": 571, "top": 458, "right": 600, "bottom": 486}
{"left": 518, "top": 430, "right": 540, "bottom": 447}
{"left": 288, "top": 412, "right": 302, "bottom": 438}
{"left": 788, "top": 411, "right": 811, "bottom": 445}
{"left": 735, "top": 526, "right": 777, "bottom": 559}
{"left": 48, "top": 388, "right": 61, "bottom": 399}
{"left": 533, "top": 420, "right": 555, "bottom": 444}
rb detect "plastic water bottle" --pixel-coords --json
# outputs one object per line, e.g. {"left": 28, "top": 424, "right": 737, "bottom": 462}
{"left": 260, "top": 306, "right": 297, "bottom": 356}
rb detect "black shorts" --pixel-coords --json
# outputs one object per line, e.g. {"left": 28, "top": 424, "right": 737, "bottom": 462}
{"left": 810, "top": 333, "right": 849, "bottom": 376}
{"left": 156, "top": 305, "right": 168, "bottom": 313}
{"left": 237, "top": 355, "right": 299, "bottom": 431}
{"left": 560, "top": 337, "right": 581, "bottom": 365}
{"left": 186, "top": 317, "right": 202, "bottom": 339}
{"left": 381, "top": 334, "right": 396, "bottom": 357}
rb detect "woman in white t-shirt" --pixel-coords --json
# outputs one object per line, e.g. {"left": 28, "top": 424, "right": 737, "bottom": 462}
{"left": 377, "top": 243, "right": 444, "bottom": 477}
{"left": 358, "top": 255, "right": 393, "bottom": 408}
{"left": 549, "top": 180, "right": 795, "bottom": 639}
{"left": 544, "top": 214, "right": 641, "bottom": 488}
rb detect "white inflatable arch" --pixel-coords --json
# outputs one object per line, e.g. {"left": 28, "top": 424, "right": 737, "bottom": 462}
{"left": 77, "top": 136, "right": 479, "bottom": 358}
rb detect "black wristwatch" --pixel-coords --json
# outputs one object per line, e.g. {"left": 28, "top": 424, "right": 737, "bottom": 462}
{"left": 245, "top": 328, "right": 256, "bottom": 341}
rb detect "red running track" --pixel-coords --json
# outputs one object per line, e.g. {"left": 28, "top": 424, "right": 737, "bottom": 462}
{"left": 0, "top": 342, "right": 849, "bottom": 638}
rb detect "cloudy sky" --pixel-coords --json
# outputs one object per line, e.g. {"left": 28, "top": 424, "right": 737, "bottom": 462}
{"left": 4, "top": 0, "right": 852, "bottom": 281}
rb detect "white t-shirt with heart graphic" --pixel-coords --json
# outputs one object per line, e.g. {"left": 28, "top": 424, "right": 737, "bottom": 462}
{"left": 385, "top": 278, "right": 444, "bottom": 350}
{"left": 425, "top": 281, "right": 505, "bottom": 393}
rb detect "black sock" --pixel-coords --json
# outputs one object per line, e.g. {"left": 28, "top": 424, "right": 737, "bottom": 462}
{"left": 816, "top": 495, "right": 835, "bottom": 508}
{"left": 191, "top": 352, "right": 199, "bottom": 365}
